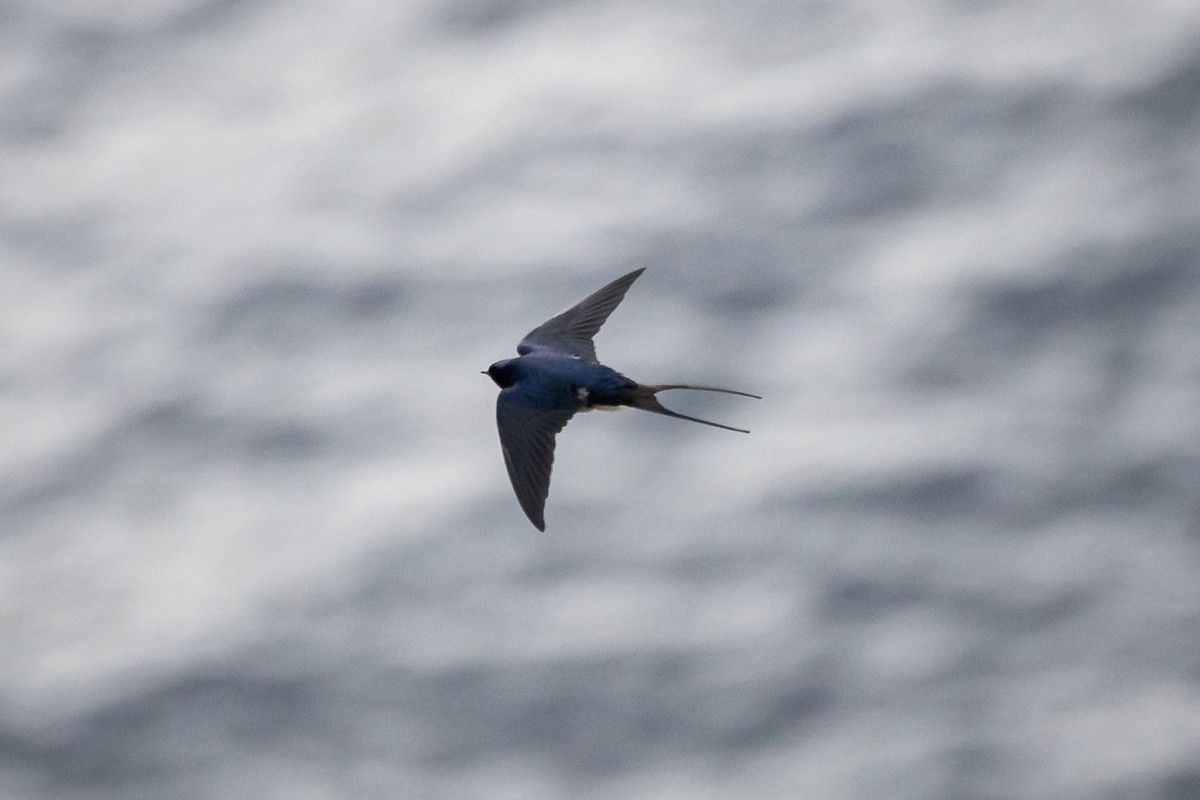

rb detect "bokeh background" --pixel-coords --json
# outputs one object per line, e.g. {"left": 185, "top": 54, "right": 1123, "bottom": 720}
{"left": 4, "top": 1, "right": 1200, "bottom": 798}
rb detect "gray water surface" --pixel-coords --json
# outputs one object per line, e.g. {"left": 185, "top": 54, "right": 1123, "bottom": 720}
{"left": 3, "top": 1, "right": 1200, "bottom": 798}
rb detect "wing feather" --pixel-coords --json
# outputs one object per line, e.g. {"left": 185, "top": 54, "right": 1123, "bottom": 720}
{"left": 495, "top": 390, "right": 577, "bottom": 531}
{"left": 517, "top": 268, "right": 644, "bottom": 362}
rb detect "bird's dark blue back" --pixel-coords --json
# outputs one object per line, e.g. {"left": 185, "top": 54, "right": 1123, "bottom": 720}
{"left": 504, "top": 353, "right": 633, "bottom": 408}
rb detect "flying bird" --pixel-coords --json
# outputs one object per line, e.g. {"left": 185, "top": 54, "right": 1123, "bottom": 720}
{"left": 484, "top": 268, "right": 759, "bottom": 530}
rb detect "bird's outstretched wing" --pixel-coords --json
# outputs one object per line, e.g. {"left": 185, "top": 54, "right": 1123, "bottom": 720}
{"left": 517, "top": 268, "right": 645, "bottom": 362}
{"left": 495, "top": 390, "right": 578, "bottom": 531}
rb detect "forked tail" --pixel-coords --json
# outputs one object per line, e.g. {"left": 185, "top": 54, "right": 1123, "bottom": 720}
{"left": 628, "top": 383, "right": 761, "bottom": 433}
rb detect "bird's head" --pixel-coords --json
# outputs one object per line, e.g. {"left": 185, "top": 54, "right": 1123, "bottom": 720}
{"left": 483, "top": 359, "right": 518, "bottom": 388}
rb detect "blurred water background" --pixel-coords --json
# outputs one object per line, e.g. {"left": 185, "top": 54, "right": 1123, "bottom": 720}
{"left": 3, "top": 1, "right": 1200, "bottom": 798}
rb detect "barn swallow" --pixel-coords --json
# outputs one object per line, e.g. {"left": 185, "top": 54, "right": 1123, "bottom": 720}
{"left": 483, "top": 268, "right": 759, "bottom": 531}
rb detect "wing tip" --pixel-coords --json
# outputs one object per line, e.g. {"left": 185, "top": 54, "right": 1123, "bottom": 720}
{"left": 514, "top": 498, "right": 547, "bottom": 531}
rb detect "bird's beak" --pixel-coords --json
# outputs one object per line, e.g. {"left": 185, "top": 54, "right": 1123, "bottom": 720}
{"left": 480, "top": 370, "right": 488, "bottom": 375}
